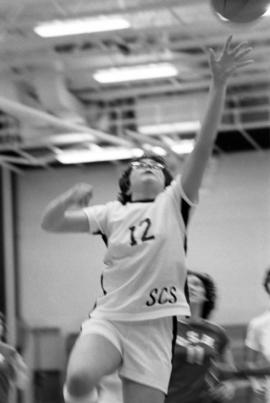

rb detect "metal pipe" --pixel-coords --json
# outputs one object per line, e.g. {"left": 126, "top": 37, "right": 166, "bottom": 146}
{"left": 0, "top": 96, "right": 132, "bottom": 147}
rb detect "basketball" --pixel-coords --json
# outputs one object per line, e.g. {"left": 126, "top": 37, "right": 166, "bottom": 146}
{"left": 210, "top": 0, "right": 269, "bottom": 23}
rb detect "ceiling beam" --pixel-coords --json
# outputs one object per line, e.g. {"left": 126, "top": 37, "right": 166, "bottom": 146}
{"left": 0, "top": 96, "right": 133, "bottom": 147}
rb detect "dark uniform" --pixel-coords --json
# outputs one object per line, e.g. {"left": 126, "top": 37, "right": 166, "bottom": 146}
{"left": 166, "top": 319, "right": 228, "bottom": 403}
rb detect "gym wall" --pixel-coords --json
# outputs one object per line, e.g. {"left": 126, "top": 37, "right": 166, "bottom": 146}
{"left": 15, "top": 150, "right": 270, "bottom": 334}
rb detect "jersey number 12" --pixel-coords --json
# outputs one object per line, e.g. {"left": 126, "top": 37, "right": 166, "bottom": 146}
{"left": 129, "top": 218, "right": 155, "bottom": 246}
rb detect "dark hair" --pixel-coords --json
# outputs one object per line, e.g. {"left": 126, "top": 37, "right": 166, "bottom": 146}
{"left": 118, "top": 153, "right": 173, "bottom": 204}
{"left": 263, "top": 267, "right": 270, "bottom": 295}
{"left": 188, "top": 270, "right": 217, "bottom": 319}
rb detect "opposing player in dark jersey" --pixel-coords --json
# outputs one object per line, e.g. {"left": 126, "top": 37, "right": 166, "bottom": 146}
{"left": 96, "top": 271, "right": 270, "bottom": 403}
{"left": 166, "top": 271, "right": 235, "bottom": 403}
{"left": 0, "top": 313, "right": 28, "bottom": 403}
{"left": 41, "top": 36, "right": 252, "bottom": 403}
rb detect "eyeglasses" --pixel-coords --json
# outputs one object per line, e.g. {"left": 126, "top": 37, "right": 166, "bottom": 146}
{"left": 130, "top": 160, "right": 165, "bottom": 170}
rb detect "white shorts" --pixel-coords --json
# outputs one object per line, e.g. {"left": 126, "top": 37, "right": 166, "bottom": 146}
{"left": 80, "top": 316, "right": 177, "bottom": 394}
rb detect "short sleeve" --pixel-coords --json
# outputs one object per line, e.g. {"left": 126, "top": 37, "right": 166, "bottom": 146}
{"left": 167, "top": 175, "right": 198, "bottom": 208}
{"left": 245, "top": 320, "right": 260, "bottom": 351}
{"left": 83, "top": 203, "right": 110, "bottom": 235}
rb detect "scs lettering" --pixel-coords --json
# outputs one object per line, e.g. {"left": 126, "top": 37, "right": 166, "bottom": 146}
{"left": 146, "top": 286, "right": 177, "bottom": 306}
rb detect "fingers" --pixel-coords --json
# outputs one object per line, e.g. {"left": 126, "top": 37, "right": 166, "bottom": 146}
{"left": 208, "top": 48, "right": 216, "bottom": 64}
{"left": 236, "top": 59, "right": 254, "bottom": 68}
{"left": 222, "top": 36, "right": 253, "bottom": 60}
{"left": 210, "top": 37, "right": 252, "bottom": 62}
{"left": 220, "top": 35, "right": 233, "bottom": 56}
{"left": 223, "top": 35, "right": 233, "bottom": 53}
{"left": 82, "top": 191, "right": 93, "bottom": 206}
{"left": 70, "top": 183, "right": 93, "bottom": 206}
{"left": 222, "top": 37, "right": 253, "bottom": 70}
{"left": 229, "top": 40, "right": 249, "bottom": 55}
{"left": 228, "top": 59, "right": 254, "bottom": 75}
{"left": 223, "top": 62, "right": 250, "bottom": 77}
{"left": 209, "top": 36, "right": 253, "bottom": 82}
{"left": 234, "top": 46, "right": 253, "bottom": 60}
{"left": 79, "top": 195, "right": 92, "bottom": 207}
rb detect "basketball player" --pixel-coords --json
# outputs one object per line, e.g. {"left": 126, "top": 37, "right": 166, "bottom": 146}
{"left": 245, "top": 268, "right": 270, "bottom": 403}
{"left": 96, "top": 271, "right": 270, "bottom": 403}
{"left": 0, "top": 312, "right": 29, "bottom": 403}
{"left": 41, "top": 36, "right": 253, "bottom": 403}
{"left": 166, "top": 271, "right": 235, "bottom": 403}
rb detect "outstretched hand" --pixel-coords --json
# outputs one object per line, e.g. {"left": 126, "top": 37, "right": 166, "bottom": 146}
{"left": 208, "top": 35, "right": 253, "bottom": 85}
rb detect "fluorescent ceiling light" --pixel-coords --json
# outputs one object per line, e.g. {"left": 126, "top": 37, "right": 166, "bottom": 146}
{"left": 142, "top": 144, "right": 167, "bottom": 156}
{"left": 56, "top": 147, "right": 144, "bottom": 164}
{"left": 263, "top": 6, "right": 270, "bottom": 16}
{"left": 139, "top": 121, "right": 201, "bottom": 135}
{"left": 34, "top": 16, "right": 130, "bottom": 38}
{"left": 171, "top": 139, "right": 195, "bottom": 155}
{"left": 47, "top": 133, "right": 94, "bottom": 145}
{"left": 93, "top": 63, "right": 178, "bottom": 83}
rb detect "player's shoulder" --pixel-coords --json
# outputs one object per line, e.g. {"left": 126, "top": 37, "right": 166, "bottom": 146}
{"left": 0, "top": 341, "right": 16, "bottom": 356}
{"left": 89, "top": 200, "right": 122, "bottom": 214}
{"left": 177, "top": 318, "right": 225, "bottom": 333}
{"left": 161, "top": 175, "right": 196, "bottom": 209}
{"left": 201, "top": 319, "right": 227, "bottom": 337}
{"left": 249, "top": 311, "right": 270, "bottom": 328}
{"left": 177, "top": 318, "right": 190, "bottom": 328}
{"left": 106, "top": 200, "right": 122, "bottom": 209}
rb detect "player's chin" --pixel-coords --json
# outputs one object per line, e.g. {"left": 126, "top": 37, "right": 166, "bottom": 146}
{"left": 141, "top": 175, "right": 159, "bottom": 184}
{"left": 141, "top": 170, "right": 156, "bottom": 177}
{"left": 189, "top": 295, "right": 201, "bottom": 304}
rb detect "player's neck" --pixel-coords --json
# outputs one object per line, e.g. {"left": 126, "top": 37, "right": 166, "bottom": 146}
{"left": 131, "top": 188, "right": 160, "bottom": 201}
{"left": 189, "top": 303, "right": 203, "bottom": 320}
{"left": 130, "top": 177, "right": 164, "bottom": 202}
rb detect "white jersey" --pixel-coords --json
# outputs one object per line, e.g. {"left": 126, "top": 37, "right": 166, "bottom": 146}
{"left": 245, "top": 310, "right": 270, "bottom": 402}
{"left": 245, "top": 310, "right": 270, "bottom": 362}
{"left": 83, "top": 175, "right": 194, "bottom": 321}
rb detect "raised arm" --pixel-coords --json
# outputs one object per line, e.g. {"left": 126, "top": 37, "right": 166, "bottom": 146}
{"left": 41, "top": 183, "right": 93, "bottom": 233}
{"left": 181, "top": 36, "right": 253, "bottom": 203}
